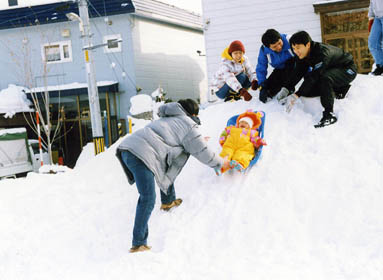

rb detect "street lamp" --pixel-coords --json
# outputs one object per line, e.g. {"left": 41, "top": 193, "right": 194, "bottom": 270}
{"left": 66, "top": 2, "right": 105, "bottom": 155}
{"left": 65, "top": 12, "right": 84, "bottom": 35}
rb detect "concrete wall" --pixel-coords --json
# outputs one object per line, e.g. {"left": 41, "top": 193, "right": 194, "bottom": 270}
{"left": 202, "top": 0, "right": 322, "bottom": 93}
{"left": 130, "top": 15, "right": 208, "bottom": 103}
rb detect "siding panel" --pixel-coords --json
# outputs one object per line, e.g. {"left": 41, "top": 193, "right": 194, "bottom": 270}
{"left": 202, "top": 0, "right": 321, "bottom": 89}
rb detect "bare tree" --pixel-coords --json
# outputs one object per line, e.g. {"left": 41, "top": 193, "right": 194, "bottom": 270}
{"left": 2, "top": 25, "right": 66, "bottom": 166}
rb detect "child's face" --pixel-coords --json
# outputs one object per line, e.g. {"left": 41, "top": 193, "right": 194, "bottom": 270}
{"left": 238, "top": 121, "right": 250, "bottom": 129}
{"left": 231, "top": 51, "right": 243, "bottom": 63}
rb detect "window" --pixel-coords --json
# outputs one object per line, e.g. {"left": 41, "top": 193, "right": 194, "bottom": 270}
{"left": 8, "top": 0, "right": 18, "bottom": 7}
{"left": 41, "top": 41, "right": 72, "bottom": 64}
{"left": 103, "top": 34, "right": 122, "bottom": 53}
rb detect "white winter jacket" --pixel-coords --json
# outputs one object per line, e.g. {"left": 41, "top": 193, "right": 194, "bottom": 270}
{"left": 369, "top": 0, "right": 383, "bottom": 18}
{"left": 210, "top": 47, "right": 257, "bottom": 93}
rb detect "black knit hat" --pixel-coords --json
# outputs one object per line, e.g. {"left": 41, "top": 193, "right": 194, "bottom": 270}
{"left": 178, "top": 99, "right": 199, "bottom": 116}
{"left": 178, "top": 99, "right": 201, "bottom": 124}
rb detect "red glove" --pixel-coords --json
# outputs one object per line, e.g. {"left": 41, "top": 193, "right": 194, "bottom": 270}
{"left": 251, "top": 80, "right": 259, "bottom": 90}
{"left": 239, "top": 88, "right": 252, "bottom": 101}
{"left": 255, "top": 138, "right": 267, "bottom": 148}
{"left": 369, "top": 19, "right": 374, "bottom": 33}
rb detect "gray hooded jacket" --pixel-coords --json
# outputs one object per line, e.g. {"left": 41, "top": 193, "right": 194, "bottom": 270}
{"left": 118, "top": 102, "right": 223, "bottom": 193}
{"left": 369, "top": 0, "right": 383, "bottom": 18}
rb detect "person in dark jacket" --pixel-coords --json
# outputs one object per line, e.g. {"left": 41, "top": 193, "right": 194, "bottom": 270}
{"left": 275, "top": 31, "right": 357, "bottom": 128}
{"left": 116, "top": 99, "right": 230, "bottom": 253}
{"left": 256, "top": 29, "right": 295, "bottom": 103}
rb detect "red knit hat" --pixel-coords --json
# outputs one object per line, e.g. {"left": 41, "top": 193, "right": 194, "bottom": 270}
{"left": 228, "top": 40, "right": 245, "bottom": 55}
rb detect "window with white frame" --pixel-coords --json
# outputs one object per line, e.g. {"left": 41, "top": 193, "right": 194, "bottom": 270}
{"left": 103, "top": 34, "right": 122, "bottom": 53}
{"left": 42, "top": 41, "right": 72, "bottom": 64}
{"left": 8, "top": 0, "right": 18, "bottom": 7}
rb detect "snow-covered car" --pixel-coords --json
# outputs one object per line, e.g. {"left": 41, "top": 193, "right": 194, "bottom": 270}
{"left": 27, "top": 139, "right": 50, "bottom": 172}
{"left": 1, "top": 128, "right": 33, "bottom": 179}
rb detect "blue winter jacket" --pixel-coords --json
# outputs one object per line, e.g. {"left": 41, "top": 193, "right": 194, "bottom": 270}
{"left": 256, "top": 34, "right": 294, "bottom": 86}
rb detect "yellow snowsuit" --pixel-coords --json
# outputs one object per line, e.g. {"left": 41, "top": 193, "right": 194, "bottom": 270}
{"left": 219, "top": 127, "right": 258, "bottom": 169}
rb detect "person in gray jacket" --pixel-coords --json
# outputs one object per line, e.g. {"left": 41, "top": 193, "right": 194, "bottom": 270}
{"left": 116, "top": 99, "right": 230, "bottom": 253}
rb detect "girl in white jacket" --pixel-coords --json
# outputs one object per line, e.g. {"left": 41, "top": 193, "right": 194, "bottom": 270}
{"left": 211, "top": 40, "right": 258, "bottom": 101}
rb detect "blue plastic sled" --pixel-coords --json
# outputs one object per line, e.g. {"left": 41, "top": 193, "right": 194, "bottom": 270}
{"left": 226, "top": 111, "right": 266, "bottom": 168}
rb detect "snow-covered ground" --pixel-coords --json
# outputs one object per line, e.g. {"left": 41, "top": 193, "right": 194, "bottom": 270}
{"left": 0, "top": 74, "right": 382, "bottom": 280}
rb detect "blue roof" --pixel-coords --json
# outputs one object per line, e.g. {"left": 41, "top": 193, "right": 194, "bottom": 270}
{"left": 0, "top": 0, "right": 135, "bottom": 30}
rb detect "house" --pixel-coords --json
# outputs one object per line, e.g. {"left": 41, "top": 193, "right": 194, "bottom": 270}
{"left": 0, "top": 0, "right": 207, "bottom": 166}
{"left": 202, "top": 0, "right": 372, "bottom": 100}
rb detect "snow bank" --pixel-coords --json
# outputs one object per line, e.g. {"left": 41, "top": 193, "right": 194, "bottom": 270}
{"left": 0, "top": 84, "right": 33, "bottom": 118}
{"left": 0, "top": 74, "right": 382, "bottom": 280}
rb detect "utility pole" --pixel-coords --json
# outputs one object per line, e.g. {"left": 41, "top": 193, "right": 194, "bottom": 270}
{"left": 78, "top": 0, "right": 105, "bottom": 154}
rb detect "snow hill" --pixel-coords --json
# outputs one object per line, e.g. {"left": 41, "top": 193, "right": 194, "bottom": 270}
{"left": 0, "top": 74, "right": 382, "bottom": 280}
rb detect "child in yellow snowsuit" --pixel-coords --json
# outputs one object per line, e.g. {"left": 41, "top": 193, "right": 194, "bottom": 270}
{"left": 218, "top": 110, "right": 266, "bottom": 173}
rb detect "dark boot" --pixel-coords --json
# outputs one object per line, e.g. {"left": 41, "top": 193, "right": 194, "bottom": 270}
{"left": 224, "top": 90, "right": 241, "bottom": 102}
{"left": 314, "top": 111, "right": 337, "bottom": 128}
{"left": 259, "top": 88, "right": 270, "bottom": 103}
{"left": 335, "top": 84, "right": 351, "bottom": 99}
{"left": 371, "top": 65, "right": 383, "bottom": 76}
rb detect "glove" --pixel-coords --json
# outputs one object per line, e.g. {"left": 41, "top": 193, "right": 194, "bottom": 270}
{"left": 369, "top": 18, "right": 374, "bottom": 33}
{"left": 255, "top": 137, "right": 267, "bottom": 148}
{"left": 239, "top": 88, "right": 252, "bottom": 101}
{"left": 285, "top": 93, "right": 299, "bottom": 113}
{"left": 259, "top": 87, "right": 269, "bottom": 103}
{"left": 275, "top": 87, "right": 290, "bottom": 105}
{"left": 251, "top": 80, "right": 259, "bottom": 90}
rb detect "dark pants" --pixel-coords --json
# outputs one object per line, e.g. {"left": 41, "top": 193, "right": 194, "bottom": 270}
{"left": 120, "top": 150, "right": 175, "bottom": 246}
{"left": 300, "top": 66, "right": 357, "bottom": 113}
{"left": 215, "top": 72, "right": 251, "bottom": 99}
{"left": 263, "top": 58, "right": 295, "bottom": 97}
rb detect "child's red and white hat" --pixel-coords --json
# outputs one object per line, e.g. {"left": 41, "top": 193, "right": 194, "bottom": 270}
{"left": 236, "top": 110, "right": 262, "bottom": 129}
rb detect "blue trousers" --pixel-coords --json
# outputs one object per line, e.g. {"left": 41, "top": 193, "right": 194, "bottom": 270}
{"left": 120, "top": 150, "right": 175, "bottom": 246}
{"left": 369, "top": 17, "right": 383, "bottom": 66}
{"left": 215, "top": 72, "right": 251, "bottom": 99}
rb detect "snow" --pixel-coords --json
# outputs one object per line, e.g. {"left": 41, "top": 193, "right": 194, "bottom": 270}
{"left": 129, "top": 94, "right": 153, "bottom": 115}
{"left": 26, "top": 81, "right": 118, "bottom": 94}
{"left": 0, "top": 74, "right": 382, "bottom": 279}
{"left": 0, "top": 85, "right": 33, "bottom": 117}
{"left": 0, "top": 127, "right": 27, "bottom": 136}
{"left": 313, "top": 0, "right": 347, "bottom": 5}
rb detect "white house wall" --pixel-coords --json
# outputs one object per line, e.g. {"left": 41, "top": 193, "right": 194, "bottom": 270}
{"left": 202, "top": 0, "right": 322, "bottom": 91}
{"left": 131, "top": 16, "right": 208, "bottom": 102}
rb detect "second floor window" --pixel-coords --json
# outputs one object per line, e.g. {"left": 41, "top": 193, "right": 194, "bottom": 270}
{"left": 42, "top": 41, "right": 72, "bottom": 64}
{"left": 8, "top": 0, "right": 18, "bottom": 7}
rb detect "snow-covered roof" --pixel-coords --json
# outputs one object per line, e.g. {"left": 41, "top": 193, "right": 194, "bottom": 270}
{"left": 0, "top": 0, "right": 134, "bottom": 30}
{"left": 25, "top": 81, "right": 119, "bottom": 97}
{"left": 313, "top": 0, "right": 347, "bottom": 4}
{"left": 0, "top": 127, "right": 27, "bottom": 136}
{"left": 132, "top": 0, "right": 203, "bottom": 30}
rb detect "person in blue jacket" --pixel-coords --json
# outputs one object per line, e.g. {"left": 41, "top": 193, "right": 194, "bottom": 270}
{"left": 256, "top": 29, "right": 295, "bottom": 103}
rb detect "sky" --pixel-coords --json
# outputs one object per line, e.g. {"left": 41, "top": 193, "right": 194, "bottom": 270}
{"left": 0, "top": 74, "right": 382, "bottom": 280}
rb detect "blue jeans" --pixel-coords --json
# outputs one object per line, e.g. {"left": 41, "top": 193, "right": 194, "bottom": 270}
{"left": 215, "top": 72, "right": 251, "bottom": 99}
{"left": 120, "top": 150, "right": 175, "bottom": 246}
{"left": 369, "top": 17, "right": 383, "bottom": 66}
